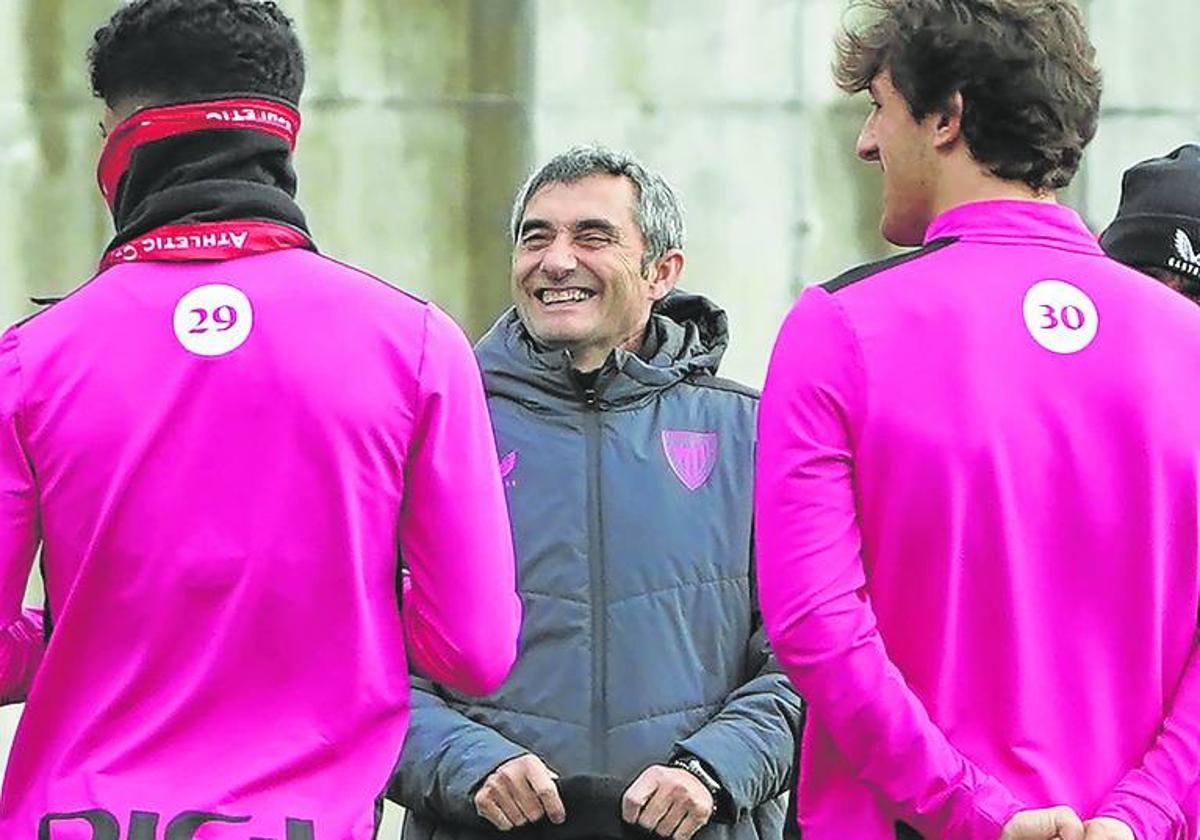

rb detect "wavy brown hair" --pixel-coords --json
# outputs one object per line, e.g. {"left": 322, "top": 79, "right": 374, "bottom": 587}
{"left": 834, "top": 0, "right": 1101, "bottom": 191}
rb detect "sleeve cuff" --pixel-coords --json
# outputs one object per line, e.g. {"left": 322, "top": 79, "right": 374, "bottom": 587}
{"left": 907, "top": 778, "right": 1023, "bottom": 840}
{"left": 670, "top": 751, "right": 736, "bottom": 824}
{"left": 1097, "top": 779, "right": 1184, "bottom": 840}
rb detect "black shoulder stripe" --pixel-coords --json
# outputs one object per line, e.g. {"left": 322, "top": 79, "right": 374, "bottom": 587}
{"left": 39, "top": 554, "right": 53, "bottom": 644}
{"left": 314, "top": 253, "right": 431, "bottom": 306}
{"left": 14, "top": 300, "right": 64, "bottom": 329}
{"left": 15, "top": 276, "right": 104, "bottom": 328}
{"left": 821, "top": 236, "right": 958, "bottom": 294}
{"left": 686, "top": 374, "right": 760, "bottom": 400}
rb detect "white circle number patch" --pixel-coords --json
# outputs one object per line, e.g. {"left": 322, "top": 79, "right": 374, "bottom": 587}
{"left": 173, "top": 284, "right": 254, "bottom": 357}
{"left": 1022, "top": 279, "right": 1098, "bottom": 355}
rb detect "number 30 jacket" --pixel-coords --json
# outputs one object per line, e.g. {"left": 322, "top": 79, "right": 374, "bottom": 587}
{"left": 757, "top": 200, "right": 1200, "bottom": 840}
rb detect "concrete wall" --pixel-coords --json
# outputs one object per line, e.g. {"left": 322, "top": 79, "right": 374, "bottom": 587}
{"left": 8, "top": 1, "right": 1191, "bottom": 380}
{"left": 1, "top": 1, "right": 1195, "bottom": 836}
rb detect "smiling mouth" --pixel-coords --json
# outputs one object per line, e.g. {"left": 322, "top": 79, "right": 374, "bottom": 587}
{"left": 537, "top": 288, "right": 596, "bottom": 305}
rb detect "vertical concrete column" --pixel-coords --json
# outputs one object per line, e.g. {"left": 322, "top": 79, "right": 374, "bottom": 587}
{"left": 463, "top": 0, "right": 534, "bottom": 335}
{"left": 290, "top": 0, "right": 475, "bottom": 323}
{"left": 795, "top": 0, "right": 896, "bottom": 284}
{"left": 526, "top": 0, "right": 819, "bottom": 384}
{"left": 0, "top": 3, "right": 32, "bottom": 323}
{"left": 1078, "top": 0, "right": 1200, "bottom": 230}
{"left": 6, "top": 0, "right": 114, "bottom": 323}
{"left": 289, "top": 0, "right": 535, "bottom": 339}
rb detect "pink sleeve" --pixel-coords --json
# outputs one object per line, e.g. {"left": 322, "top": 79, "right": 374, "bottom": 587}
{"left": 1096, "top": 636, "right": 1200, "bottom": 839}
{"left": 754, "top": 288, "right": 1023, "bottom": 839}
{"left": 0, "top": 329, "right": 45, "bottom": 703}
{"left": 398, "top": 306, "right": 521, "bottom": 697}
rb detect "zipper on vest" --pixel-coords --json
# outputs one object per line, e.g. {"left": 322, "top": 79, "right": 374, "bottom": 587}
{"left": 583, "top": 388, "right": 607, "bottom": 772}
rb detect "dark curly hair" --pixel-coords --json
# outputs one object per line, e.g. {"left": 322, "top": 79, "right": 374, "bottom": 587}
{"left": 89, "top": 0, "right": 305, "bottom": 107}
{"left": 834, "top": 0, "right": 1101, "bottom": 191}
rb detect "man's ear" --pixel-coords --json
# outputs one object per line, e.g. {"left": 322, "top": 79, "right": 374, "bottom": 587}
{"left": 932, "top": 91, "right": 965, "bottom": 151}
{"left": 648, "top": 249, "right": 685, "bottom": 301}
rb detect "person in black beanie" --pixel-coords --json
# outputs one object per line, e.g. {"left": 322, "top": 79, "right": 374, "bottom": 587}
{"left": 1100, "top": 143, "right": 1200, "bottom": 302}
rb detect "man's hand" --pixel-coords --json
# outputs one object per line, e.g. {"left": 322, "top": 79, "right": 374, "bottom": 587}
{"left": 1000, "top": 807, "right": 1085, "bottom": 840}
{"left": 474, "top": 754, "right": 566, "bottom": 831}
{"left": 1082, "top": 818, "right": 1134, "bottom": 840}
{"left": 622, "top": 765, "right": 714, "bottom": 840}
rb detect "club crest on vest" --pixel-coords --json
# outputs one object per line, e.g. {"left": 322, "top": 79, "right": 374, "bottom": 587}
{"left": 498, "top": 450, "right": 519, "bottom": 489}
{"left": 661, "top": 430, "right": 718, "bottom": 491}
{"left": 499, "top": 450, "right": 518, "bottom": 480}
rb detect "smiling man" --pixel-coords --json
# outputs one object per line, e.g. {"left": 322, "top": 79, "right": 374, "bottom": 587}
{"left": 390, "top": 146, "right": 804, "bottom": 840}
{"left": 510, "top": 173, "right": 665, "bottom": 375}
{"left": 755, "top": 2, "right": 1200, "bottom": 840}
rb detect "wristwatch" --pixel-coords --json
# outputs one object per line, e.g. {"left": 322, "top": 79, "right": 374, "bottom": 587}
{"left": 670, "top": 755, "right": 723, "bottom": 798}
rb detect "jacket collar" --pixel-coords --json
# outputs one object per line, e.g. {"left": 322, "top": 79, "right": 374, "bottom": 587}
{"left": 476, "top": 290, "right": 730, "bottom": 413}
{"left": 924, "top": 199, "right": 1102, "bottom": 255}
{"left": 99, "top": 95, "right": 311, "bottom": 255}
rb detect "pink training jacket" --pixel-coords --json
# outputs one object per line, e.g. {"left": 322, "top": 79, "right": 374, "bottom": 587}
{"left": 756, "top": 200, "right": 1200, "bottom": 840}
{"left": 0, "top": 247, "right": 521, "bottom": 839}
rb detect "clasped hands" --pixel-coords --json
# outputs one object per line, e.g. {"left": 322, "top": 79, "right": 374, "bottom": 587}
{"left": 474, "top": 753, "right": 714, "bottom": 840}
{"left": 475, "top": 758, "right": 1133, "bottom": 840}
{"left": 1001, "top": 807, "right": 1133, "bottom": 840}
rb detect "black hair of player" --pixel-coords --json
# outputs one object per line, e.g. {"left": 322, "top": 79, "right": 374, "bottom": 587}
{"left": 89, "top": 0, "right": 306, "bottom": 109}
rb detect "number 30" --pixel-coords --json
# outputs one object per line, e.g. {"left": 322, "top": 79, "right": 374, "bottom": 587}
{"left": 1039, "top": 303, "right": 1085, "bottom": 331}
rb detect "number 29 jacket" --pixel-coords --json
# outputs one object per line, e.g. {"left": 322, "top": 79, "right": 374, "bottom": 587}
{"left": 0, "top": 96, "right": 522, "bottom": 840}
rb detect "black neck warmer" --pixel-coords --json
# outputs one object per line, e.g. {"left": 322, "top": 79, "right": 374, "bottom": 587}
{"left": 102, "top": 97, "right": 312, "bottom": 253}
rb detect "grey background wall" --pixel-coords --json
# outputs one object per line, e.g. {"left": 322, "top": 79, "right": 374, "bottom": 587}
{"left": 3, "top": 0, "right": 1192, "bottom": 380}
{"left": 0, "top": 0, "right": 1194, "bottom": 836}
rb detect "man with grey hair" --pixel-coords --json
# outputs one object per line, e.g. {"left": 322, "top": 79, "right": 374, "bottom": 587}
{"left": 389, "top": 145, "right": 803, "bottom": 840}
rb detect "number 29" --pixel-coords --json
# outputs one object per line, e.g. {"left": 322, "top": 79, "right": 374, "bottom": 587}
{"left": 189, "top": 305, "right": 239, "bottom": 335}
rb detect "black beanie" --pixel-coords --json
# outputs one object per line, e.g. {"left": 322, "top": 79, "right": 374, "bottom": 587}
{"left": 1100, "top": 143, "right": 1200, "bottom": 279}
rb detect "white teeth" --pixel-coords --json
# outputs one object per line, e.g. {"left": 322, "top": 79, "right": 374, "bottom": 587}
{"left": 541, "top": 289, "right": 592, "bottom": 304}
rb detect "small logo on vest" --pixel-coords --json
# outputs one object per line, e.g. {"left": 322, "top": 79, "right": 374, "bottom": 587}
{"left": 1168, "top": 228, "right": 1200, "bottom": 278}
{"left": 661, "top": 430, "right": 718, "bottom": 491}
{"left": 499, "top": 450, "right": 518, "bottom": 487}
